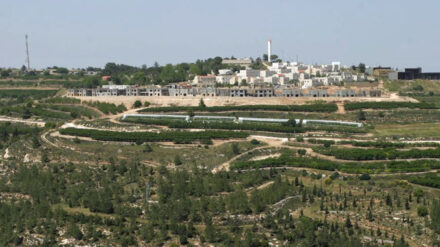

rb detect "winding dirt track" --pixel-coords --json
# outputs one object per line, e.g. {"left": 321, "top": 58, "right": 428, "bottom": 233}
{"left": 0, "top": 116, "right": 45, "bottom": 127}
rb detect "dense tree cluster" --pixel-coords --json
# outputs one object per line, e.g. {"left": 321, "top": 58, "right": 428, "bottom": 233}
{"left": 99, "top": 58, "right": 229, "bottom": 85}
{"left": 0, "top": 150, "right": 423, "bottom": 246}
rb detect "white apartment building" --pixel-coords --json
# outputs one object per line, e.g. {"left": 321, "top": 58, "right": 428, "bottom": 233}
{"left": 216, "top": 74, "right": 236, "bottom": 85}
{"left": 193, "top": 75, "right": 216, "bottom": 86}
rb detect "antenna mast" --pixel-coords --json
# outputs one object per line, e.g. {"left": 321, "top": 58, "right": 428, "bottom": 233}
{"left": 25, "top": 34, "right": 30, "bottom": 70}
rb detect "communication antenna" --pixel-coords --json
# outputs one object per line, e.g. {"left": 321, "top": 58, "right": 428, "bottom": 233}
{"left": 25, "top": 34, "right": 30, "bottom": 70}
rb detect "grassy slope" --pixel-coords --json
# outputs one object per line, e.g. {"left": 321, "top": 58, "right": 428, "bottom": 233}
{"left": 384, "top": 79, "right": 440, "bottom": 93}
{"left": 374, "top": 122, "right": 440, "bottom": 138}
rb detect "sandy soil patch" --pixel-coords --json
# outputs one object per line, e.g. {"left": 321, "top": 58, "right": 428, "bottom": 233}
{"left": 249, "top": 153, "right": 281, "bottom": 161}
{"left": 72, "top": 94, "right": 417, "bottom": 109}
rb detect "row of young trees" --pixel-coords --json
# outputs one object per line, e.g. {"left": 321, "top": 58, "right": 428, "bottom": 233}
{"left": 408, "top": 174, "right": 440, "bottom": 188}
{"left": 123, "top": 117, "right": 367, "bottom": 134}
{"left": 342, "top": 140, "right": 440, "bottom": 148}
{"left": 124, "top": 118, "right": 306, "bottom": 133}
{"left": 40, "top": 104, "right": 100, "bottom": 119}
{"left": 41, "top": 96, "right": 81, "bottom": 104}
{"left": 314, "top": 146, "right": 440, "bottom": 160}
{"left": 0, "top": 89, "right": 57, "bottom": 100}
{"left": 84, "top": 101, "right": 127, "bottom": 114}
{"left": 0, "top": 104, "right": 74, "bottom": 120}
{"left": 59, "top": 127, "right": 249, "bottom": 143}
{"left": 230, "top": 149, "right": 440, "bottom": 174}
{"left": 344, "top": 101, "right": 438, "bottom": 111}
{"left": 338, "top": 160, "right": 440, "bottom": 174}
{"left": 231, "top": 152, "right": 338, "bottom": 171}
{"left": 307, "top": 139, "right": 440, "bottom": 149}
{"left": 139, "top": 103, "right": 339, "bottom": 113}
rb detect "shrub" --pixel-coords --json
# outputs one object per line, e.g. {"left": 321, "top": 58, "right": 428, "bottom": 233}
{"left": 133, "top": 100, "right": 142, "bottom": 108}
{"left": 250, "top": 139, "right": 260, "bottom": 145}
{"left": 417, "top": 206, "right": 428, "bottom": 217}
{"left": 199, "top": 98, "right": 206, "bottom": 108}
{"left": 330, "top": 172, "right": 339, "bottom": 180}
{"left": 143, "top": 144, "right": 153, "bottom": 153}
{"left": 358, "top": 110, "right": 366, "bottom": 121}
{"left": 174, "top": 155, "right": 182, "bottom": 166}
{"left": 67, "top": 223, "right": 83, "bottom": 240}
{"left": 45, "top": 122, "right": 57, "bottom": 129}
{"left": 359, "top": 174, "right": 371, "bottom": 180}
{"left": 283, "top": 118, "right": 296, "bottom": 127}
{"left": 232, "top": 143, "right": 240, "bottom": 154}
{"left": 200, "top": 138, "right": 213, "bottom": 145}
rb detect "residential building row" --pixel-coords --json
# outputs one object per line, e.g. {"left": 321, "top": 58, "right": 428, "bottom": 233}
{"left": 67, "top": 84, "right": 381, "bottom": 98}
{"left": 192, "top": 61, "right": 375, "bottom": 89}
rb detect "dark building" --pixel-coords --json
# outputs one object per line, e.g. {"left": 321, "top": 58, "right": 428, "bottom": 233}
{"left": 398, "top": 68, "right": 440, "bottom": 80}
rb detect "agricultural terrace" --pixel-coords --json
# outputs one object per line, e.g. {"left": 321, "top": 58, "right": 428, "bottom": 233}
{"left": 0, "top": 80, "right": 440, "bottom": 246}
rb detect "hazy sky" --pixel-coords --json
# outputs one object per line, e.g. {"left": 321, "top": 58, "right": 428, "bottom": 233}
{"left": 1, "top": 0, "right": 439, "bottom": 71}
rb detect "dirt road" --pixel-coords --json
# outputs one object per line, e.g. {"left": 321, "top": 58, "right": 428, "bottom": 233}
{"left": 0, "top": 116, "right": 45, "bottom": 127}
